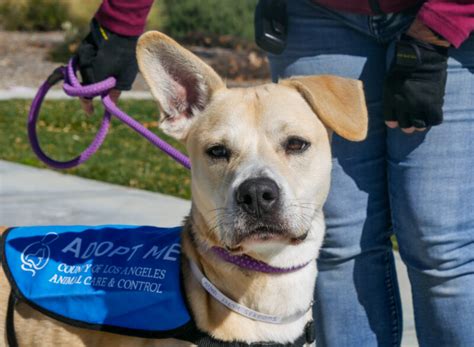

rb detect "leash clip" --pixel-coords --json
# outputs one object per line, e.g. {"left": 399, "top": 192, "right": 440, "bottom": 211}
{"left": 46, "top": 66, "right": 66, "bottom": 87}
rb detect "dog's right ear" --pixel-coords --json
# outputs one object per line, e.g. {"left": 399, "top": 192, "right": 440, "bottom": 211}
{"left": 137, "top": 31, "right": 225, "bottom": 140}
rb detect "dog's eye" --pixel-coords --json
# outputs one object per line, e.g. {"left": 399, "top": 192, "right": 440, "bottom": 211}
{"left": 206, "top": 145, "right": 230, "bottom": 160}
{"left": 284, "top": 137, "right": 310, "bottom": 154}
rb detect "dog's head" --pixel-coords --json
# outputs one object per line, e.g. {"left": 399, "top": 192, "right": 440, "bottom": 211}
{"left": 137, "top": 32, "right": 367, "bottom": 266}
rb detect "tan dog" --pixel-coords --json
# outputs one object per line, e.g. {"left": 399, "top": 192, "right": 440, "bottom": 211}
{"left": 0, "top": 32, "right": 367, "bottom": 346}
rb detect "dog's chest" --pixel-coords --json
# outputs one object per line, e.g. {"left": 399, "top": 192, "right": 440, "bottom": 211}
{"left": 2, "top": 225, "right": 192, "bottom": 338}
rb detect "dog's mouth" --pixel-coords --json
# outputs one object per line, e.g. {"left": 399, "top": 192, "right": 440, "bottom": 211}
{"left": 231, "top": 225, "right": 308, "bottom": 249}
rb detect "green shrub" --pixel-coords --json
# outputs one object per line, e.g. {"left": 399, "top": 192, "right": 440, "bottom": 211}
{"left": 0, "top": 0, "right": 69, "bottom": 31}
{"left": 161, "top": 0, "right": 257, "bottom": 42}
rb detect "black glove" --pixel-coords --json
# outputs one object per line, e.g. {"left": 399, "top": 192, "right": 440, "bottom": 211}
{"left": 76, "top": 19, "right": 138, "bottom": 90}
{"left": 383, "top": 34, "right": 449, "bottom": 129}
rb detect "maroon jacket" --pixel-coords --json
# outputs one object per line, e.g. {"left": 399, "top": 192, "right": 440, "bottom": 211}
{"left": 94, "top": 0, "right": 153, "bottom": 37}
{"left": 95, "top": 0, "right": 473, "bottom": 48}
{"left": 314, "top": 0, "right": 474, "bottom": 48}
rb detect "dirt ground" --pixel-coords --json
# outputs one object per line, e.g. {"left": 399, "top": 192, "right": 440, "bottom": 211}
{"left": 0, "top": 31, "right": 271, "bottom": 91}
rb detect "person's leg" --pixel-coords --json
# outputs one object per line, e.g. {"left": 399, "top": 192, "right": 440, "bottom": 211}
{"left": 388, "top": 36, "right": 474, "bottom": 347}
{"left": 270, "top": 1, "right": 401, "bottom": 346}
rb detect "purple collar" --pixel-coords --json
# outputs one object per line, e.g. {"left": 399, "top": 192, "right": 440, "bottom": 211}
{"left": 211, "top": 247, "right": 310, "bottom": 274}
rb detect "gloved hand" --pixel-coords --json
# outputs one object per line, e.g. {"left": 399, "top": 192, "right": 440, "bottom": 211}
{"left": 383, "top": 34, "right": 449, "bottom": 133}
{"left": 76, "top": 19, "right": 139, "bottom": 114}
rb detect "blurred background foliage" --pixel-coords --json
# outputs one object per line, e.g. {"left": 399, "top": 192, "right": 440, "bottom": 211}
{"left": 0, "top": 0, "right": 256, "bottom": 41}
{"left": 0, "top": 0, "right": 69, "bottom": 31}
{"left": 0, "top": 0, "right": 257, "bottom": 61}
{"left": 161, "top": 0, "right": 256, "bottom": 42}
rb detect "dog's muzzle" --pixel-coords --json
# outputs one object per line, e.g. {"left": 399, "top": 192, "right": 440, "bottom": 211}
{"left": 228, "top": 177, "right": 307, "bottom": 246}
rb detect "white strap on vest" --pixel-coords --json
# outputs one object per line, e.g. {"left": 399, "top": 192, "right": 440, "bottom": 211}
{"left": 189, "top": 260, "right": 311, "bottom": 324}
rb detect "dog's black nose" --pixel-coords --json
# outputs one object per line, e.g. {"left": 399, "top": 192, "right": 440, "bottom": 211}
{"left": 236, "top": 178, "right": 280, "bottom": 217}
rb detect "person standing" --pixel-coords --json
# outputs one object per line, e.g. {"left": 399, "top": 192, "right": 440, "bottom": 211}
{"left": 265, "top": 1, "right": 474, "bottom": 346}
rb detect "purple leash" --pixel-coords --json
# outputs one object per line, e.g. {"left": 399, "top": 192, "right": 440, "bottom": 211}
{"left": 28, "top": 59, "right": 190, "bottom": 170}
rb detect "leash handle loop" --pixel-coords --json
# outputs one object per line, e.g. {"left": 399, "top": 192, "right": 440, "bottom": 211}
{"left": 28, "top": 66, "right": 112, "bottom": 169}
{"left": 28, "top": 59, "right": 191, "bottom": 170}
{"left": 63, "top": 58, "right": 116, "bottom": 98}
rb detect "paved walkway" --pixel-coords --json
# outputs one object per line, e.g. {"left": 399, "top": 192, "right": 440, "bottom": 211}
{"left": 0, "top": 160, "right": 190, "bottom": 227}
{"left": 0, "top": 160, "right": 418, "bottom": 346}
{"left": 0, "top": 86, "right": 154, "bottom": 100}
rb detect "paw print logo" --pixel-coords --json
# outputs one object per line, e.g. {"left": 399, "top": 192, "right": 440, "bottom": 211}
{"left": 20, "top": 233, "right": 59, "bottom": 276}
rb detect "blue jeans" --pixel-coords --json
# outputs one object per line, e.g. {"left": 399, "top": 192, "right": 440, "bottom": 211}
{"left": 269, "top": 1, "right": 474, "bottom": 346}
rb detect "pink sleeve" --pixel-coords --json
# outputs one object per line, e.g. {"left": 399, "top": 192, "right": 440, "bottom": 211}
{"left": 417, "top": 0, "right": 474, "bottom": 48}
{"left": 94, "top": 0, "right": 154, "bottom": 37}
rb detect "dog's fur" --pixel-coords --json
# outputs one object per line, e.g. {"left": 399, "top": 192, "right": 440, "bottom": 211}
{"left": 0, "top": 32, "right": 367, "bottom": 346}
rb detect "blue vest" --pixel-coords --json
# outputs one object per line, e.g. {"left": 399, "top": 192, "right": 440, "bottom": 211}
{"left": 1, "top": 225, "right": 193, "bottom": 338}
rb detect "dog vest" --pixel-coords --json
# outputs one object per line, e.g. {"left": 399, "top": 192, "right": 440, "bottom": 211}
{"left": 1, "top": 225, "right": 194, "bottom": 338}
{"left": 1, "top": 225, "right": 315, "bottom": 346}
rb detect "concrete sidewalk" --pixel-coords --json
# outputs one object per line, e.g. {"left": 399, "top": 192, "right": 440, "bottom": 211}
{"left": 0, "top": 160, "right": 190, "bottom": 226}
{"left": 0, "top": 160, "right": 417, "bottom": 346}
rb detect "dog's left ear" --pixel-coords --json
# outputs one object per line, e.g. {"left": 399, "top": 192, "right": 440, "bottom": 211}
{"left": 137, "top": 31, "right": 225, "bottom": 140}
{"left": 281, "top": 75, "right": 368, "bottom": 141}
